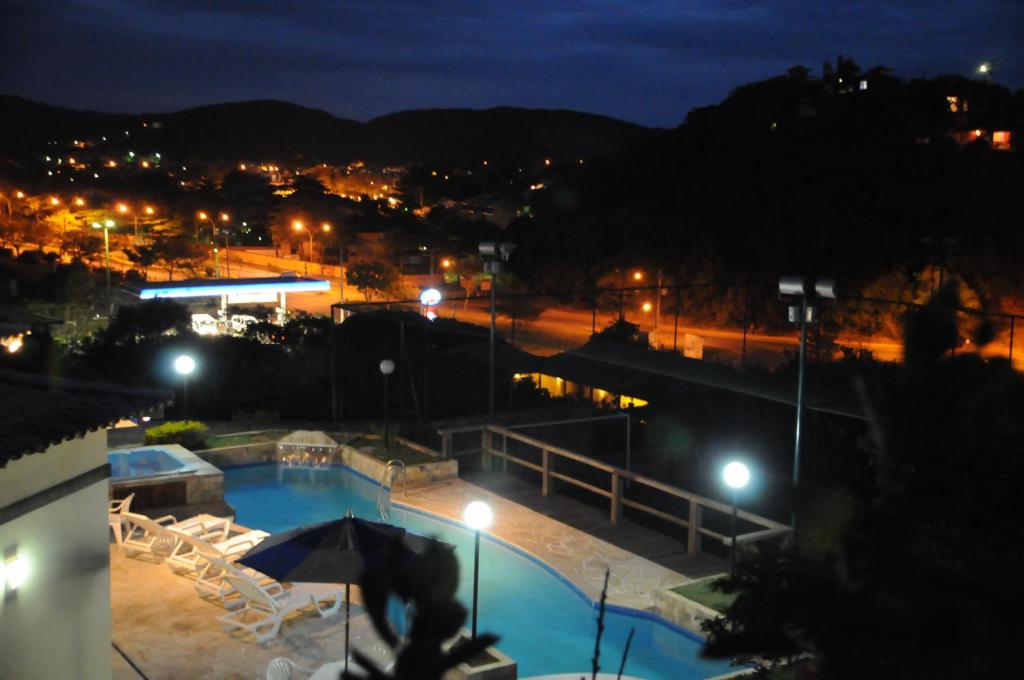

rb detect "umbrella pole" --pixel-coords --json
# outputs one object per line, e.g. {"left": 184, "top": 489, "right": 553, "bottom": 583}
{"left": 345, "top": 582, "right": 351, "bottom": 673}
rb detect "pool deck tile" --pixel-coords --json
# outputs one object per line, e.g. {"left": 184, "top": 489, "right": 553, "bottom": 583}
{"left": 394, "top": 477, "right": 692, "bottom": 610}
{"left": 110, "top": 544, "right": 390, "bottom": 680}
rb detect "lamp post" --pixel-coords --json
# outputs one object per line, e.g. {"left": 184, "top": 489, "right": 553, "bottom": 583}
{"left": 218, "top": 212, "right": 231, "bottom": 277}
{"left": 723, "top": 461, "right": 750, "bottom": 573}
{"left": 479, "top": 242, "right": 515, "bottom": 421}
{"left": 91, "top": 219, "right": 116, "bottom": 308}
{"left": 116, "top": 202, "right": 138, "bottom": 238}
{"left": 778, "top": 277, "right": 835, "bottom": 529}
{"left": 174, "top": 354, "right": 196, "bottom": 420}
{"left": 463, "top": 500, "right": 493, "bottom": 640}
{"left": 380, "top": 359, "right": 395, "bottom": 449}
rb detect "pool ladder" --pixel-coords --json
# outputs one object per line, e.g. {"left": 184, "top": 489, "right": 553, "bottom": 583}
{"left": 376, "top": 460, "right": 407, "bottom": 521}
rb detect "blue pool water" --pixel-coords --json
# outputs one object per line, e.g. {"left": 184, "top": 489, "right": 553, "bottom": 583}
{"left": 224, "top": 464, "right": 735, "bottom": 680}
{"left": 108, "top": 446, "right": 195, "bottom": 479}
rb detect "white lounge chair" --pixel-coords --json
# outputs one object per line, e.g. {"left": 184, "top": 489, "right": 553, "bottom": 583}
{"left": 265, "top": 657, "right": 315, "bottom": 680}
{"left": 220, "top": 573, "right": 343, "bottom": 643}
{"left": 165, "top": 526, "right": 269, "bottom": 576}
{"left": 108, "top": 493, "right": 135, "bottom": 547}
{"left": 194, "top": 554, "right": 281, "bottom": 610}
{"left": 120, "top": 511, "right": 231, "bottom": 560}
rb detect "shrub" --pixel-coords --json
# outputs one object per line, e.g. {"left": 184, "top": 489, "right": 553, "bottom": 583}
{"left": 144, "top": 420, "right": 209, "bottom": 450}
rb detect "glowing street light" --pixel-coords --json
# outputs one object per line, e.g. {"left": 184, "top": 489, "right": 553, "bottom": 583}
{"left": 463, "top": 500, "right": 493, "bottom": 639}
{"left": 73, "top": 197, "right": 85, "bottom": 207}
{"left": 632, "top": 270, "right": 644, "bottom": 282}
{"left": 292, "top": 220, "right": 330, "bottom": 275}
{"left": 641, "top": 301, "right": 653, "bottom": 313}
{"left": 173, "top": 354, "right": 197, "bottom": 419}
{"left": 723, "top": 461, "right": 750, "bottom": 573}
{"left": 49, "top": 196, "right": 60, "bottom": 206}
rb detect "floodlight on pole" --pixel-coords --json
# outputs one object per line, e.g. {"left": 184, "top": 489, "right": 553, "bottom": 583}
{"left": 723, "top": 460, "right": 750, "bottom": 573}
{"left": 174, "top": 354, "right": 196, "bottom": 419}
{"left": 778, "top": 276, "right": 835, "bottom": 529}
{"left": 463, "top": 500, "right": 493, "bottom": 639}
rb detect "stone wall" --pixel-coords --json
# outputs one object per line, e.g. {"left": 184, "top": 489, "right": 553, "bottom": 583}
{"left": 193, "top": 442, "right": 277, "bottom": 468}
{"left": 650, "top": 584, "right": 722, "bottom": 637}
{"left": 338, "top": 442, "right": 458, "bottom": 487}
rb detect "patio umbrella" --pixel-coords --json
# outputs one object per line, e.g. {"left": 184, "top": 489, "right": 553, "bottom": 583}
{"left": 236, "top": 512, "right": 452, "bottom": 672}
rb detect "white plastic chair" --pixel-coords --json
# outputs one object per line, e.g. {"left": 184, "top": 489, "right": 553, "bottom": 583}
{"left": 108, "top": 493, "right": 135, "bottom": 547}
{"left": 265, "top": 657, "right": 315, "bottom": 680}
{"left": 220, "top": 573, "right": 343, "bottom": 643}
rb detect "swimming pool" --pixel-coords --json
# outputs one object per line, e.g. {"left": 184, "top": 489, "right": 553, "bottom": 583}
{"left": 224, "top": 464, "right": 735, "bottom": 680}
{"left": 108, "top": 446, "right": 196, "bottom": 479}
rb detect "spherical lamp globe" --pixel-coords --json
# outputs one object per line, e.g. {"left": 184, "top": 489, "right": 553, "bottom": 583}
{"left": 174, "top": 355, "right": 196, "bottom": 376}
{"left": 723, "top": 461, "right": 750, "bottom": 490}
{"left": 464, "top": 501, "right": 493, "bottom": 531}
{"left": 379, "top": 359, "right": 395, "bottom": 375}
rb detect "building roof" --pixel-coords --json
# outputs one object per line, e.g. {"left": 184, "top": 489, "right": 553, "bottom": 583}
{"left": 0, "top": 370, "right": 173, "bottom": 468}
{"left": 540, "top": 342, "right": 867, "bottom": 419}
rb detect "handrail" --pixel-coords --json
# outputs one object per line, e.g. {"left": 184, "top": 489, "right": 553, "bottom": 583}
{"left": 448, "top": 423, "right": 790, "bottom": 555}
{"left": 376, "top": 460, "right": 407, "bottom": 521}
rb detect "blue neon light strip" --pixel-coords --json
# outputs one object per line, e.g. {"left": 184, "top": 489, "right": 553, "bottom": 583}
{"left": 139, "top": 280, "right": 331, "bottom": 300}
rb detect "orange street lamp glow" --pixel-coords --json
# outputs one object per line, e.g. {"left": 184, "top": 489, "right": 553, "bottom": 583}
{"left": 292, "top": 220, "right": 304, "bottom": 231}
{"left": 143, "top": 205, "right": 154, "bottom": 215}
{"left": 219, "top": 212, "right": 229, "bottom": 222}
{"left": 73, "top": 197, "right": 85, "bottom": 207}
{"left": 441, "top": 258, "right": 452, "bottom": 269}
{"left": 117, "top": 203, "right": 129, "bottom": 213}
{"left": 633, "top": 271, "right": 643, "bottom": 281}
{"left": 49, "top": 196, "right": 60, "bottom": 205}
{"left": 197, "top": 211, "right": 208, "bottom": 220}
{"left": 107, "top": 160, "right": 117, "bottom": 168}
{"left": 15, "top": 191, "right": 24, "bottom": 199}
{"left": 642, "top": 302, "right": 653, "bottom": 313}
{"left": 321, "top": 222, "right": 332, "bottom": 232}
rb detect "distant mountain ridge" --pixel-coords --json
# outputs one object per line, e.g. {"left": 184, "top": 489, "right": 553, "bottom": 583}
{"left": 0, "top": 95, "right": 659, "bottom": 165}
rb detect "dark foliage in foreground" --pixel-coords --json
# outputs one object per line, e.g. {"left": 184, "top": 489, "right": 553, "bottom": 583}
{"left": 344, "top": 539, "right": 497, "bottom": 680}
{"left": 701, "top": 285, "right": 1024, "bottom": 678}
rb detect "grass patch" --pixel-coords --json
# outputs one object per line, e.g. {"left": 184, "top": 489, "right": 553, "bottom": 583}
{"left": 349, "top": 435, "right": 438, "bottom": 465}
{"left": 672, "top": 576, "right": 736, "bottom": 612}
{"left": 205, "top": 430, "right": 289, "bottom": 449}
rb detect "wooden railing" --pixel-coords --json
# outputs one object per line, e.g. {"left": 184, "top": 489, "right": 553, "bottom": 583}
{"left": 439, "top": 424, "right": 790, "bottom": 555}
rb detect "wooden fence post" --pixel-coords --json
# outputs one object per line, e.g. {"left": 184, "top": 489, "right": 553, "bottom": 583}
{"left": 687, "top": 501, "right": 702, "bottom": 556}
{"left": 541, "top": 449, "right": 551, "bottom": 497}
{"left": 611, "top": 472, "right": 622, "bottom": 525}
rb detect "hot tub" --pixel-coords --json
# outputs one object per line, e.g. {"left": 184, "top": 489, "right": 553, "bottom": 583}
{"left": 108, "top": 444, "right": 224, "bottom": 512}
{"left": 108, "top": 446, "right": 197, "bottom": 480}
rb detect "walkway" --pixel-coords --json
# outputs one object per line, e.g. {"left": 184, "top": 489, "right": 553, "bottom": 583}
{"left": 393, "top": 473, "right": 725, "bottom": 611}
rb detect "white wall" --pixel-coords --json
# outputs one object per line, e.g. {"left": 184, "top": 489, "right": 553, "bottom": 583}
{"left": 0, "top": 429, "right": 112, "bottom": 680}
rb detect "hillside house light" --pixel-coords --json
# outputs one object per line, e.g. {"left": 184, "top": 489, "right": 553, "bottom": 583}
{"left": 723, "top": 461, "right": 750, "bottom": 573}
{"left": 464, "top": 501, "right": 493, "bottom": 639}
{"left": 174, "top": 354, "right": 196, "bottom": 419}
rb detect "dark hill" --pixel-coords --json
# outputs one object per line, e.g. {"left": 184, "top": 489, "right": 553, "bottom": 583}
{"left": 0, "top": 96, "right": 657, "bottom": 165}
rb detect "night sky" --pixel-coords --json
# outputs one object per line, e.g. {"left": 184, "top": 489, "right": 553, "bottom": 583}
{"left": 2, "top": 0, "right": 1021, "bottom": 128}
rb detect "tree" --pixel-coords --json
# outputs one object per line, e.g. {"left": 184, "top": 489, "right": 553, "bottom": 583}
{"left": 61, "top": 229, "right": 104, "bottom": 265}
{"left": 346, "top": 261, "right": 401, "bottom": 301}
{"left": 150, "top": 237, "right": 208, "bottom": 280}
{"left": 125, "top": 245, "right": 159, "bottom": 279}
{"left": 702, "top": 286, "right": 1024, "bottom": 678}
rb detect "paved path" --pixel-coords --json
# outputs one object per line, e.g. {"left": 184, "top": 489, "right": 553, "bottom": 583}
{"left": 393, "top": 473, "right": 724, "bottom": 611}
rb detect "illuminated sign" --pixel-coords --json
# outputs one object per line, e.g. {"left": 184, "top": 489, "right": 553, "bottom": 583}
{"left": 136, "top": 279, "right": 330, "bottom": 300}
{"left": 419, "top": 288, "right": 442, "bottom": 306}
